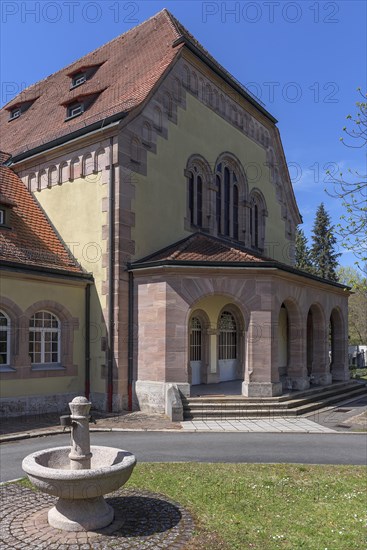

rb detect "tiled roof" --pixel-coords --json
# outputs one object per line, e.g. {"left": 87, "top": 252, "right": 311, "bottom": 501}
{"left": 0, "top": 10, "right": 184, "bottom": 157}
{"left": 0, "top": 9, "right": 273, "bottom": 159}
{"left": 0, "top": 164, "right": 84, "bottom": 275}
{"left": 132, "top": 233, "right": 271, "bottom": 265}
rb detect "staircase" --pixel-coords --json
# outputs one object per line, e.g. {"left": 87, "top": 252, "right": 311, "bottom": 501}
{"left": 182, "top": 381, "right": 367, "bottom": 420}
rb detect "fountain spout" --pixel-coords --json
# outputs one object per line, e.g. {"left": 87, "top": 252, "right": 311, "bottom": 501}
{"left": 68, "top": 396, "right": 92, "bottom": 470}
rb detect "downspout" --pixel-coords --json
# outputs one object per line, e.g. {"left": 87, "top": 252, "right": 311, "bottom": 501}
{"left": 107, "top": 137, "right": 115, "bottom": 412}
{"left": 128, "top": 271, "right": 134, "bottom": 410}
{"left": 85, "top": 282, "right": 91, "bottom": 400}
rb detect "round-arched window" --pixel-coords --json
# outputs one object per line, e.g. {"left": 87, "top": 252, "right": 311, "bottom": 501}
{"left": 218, "top": 311, "right": 237, "bottom": 360}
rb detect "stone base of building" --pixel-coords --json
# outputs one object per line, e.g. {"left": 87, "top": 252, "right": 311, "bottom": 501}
{"left": 242, "top": 381, "right": 283, "bottom": 397}
{"left": 0, "top": 393, "right": 78, "bottom": 417}
{"left": 332, "top": 368, "right": 350, "bottom": 382}
{"left": 311, "top": 372, "right": 333, "bottom": 386}
{"left": 288, "top": 377, "right": 310, "bottom": 391}
{"left": 134, "top": 380, "right": 190, "bottom": 415}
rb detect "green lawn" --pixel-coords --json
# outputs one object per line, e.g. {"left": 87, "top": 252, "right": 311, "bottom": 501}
{"left": 350, "top": 367, "right": 367, "bottom": 381}
{"left": 126, "top": 463, "right": 366, "bottom": 550}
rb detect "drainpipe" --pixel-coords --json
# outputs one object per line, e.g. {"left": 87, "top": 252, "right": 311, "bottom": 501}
{"left": 107, "top": 137, "right": 115, "bottom": 412}
{"left": 84, "top": 283, "right": 91, "bottom": 400}
{"left": 128, "top": 271, "right": 134, "bottom": 410}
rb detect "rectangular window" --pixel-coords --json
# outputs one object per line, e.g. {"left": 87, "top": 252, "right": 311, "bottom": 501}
{"left": 71, "top": 72, "right": 86, "bottom": 88}
{"left": 67, "top": 103, "right": 84, "bottom": 119}
{"left": 0, "top": 209, "right": 4, "bottom": 225}
{"left": 9, "top": 108, "right": 21, "bottom": 120}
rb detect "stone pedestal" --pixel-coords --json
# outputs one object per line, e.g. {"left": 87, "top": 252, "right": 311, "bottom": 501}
{"left": 48, "top": 496, "right": 114, "bottom": 532}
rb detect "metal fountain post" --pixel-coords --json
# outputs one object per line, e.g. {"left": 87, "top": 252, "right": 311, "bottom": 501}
{"left": 68, "top": 396, "right": 92, "bottom": 470}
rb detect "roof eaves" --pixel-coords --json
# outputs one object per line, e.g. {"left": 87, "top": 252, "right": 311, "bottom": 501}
{"left": 8, "top": 112, "right": 127, "bottom": 164}
{"left": 128, "top": 258, "right": 349, "bottom": 289}
{"left": 0, "top": 259, "right": 94, "bottom": 281}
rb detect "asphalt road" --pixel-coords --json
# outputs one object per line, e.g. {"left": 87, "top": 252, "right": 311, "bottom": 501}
{"left": 1, "top": 431, "right": 366, "bottom": 482}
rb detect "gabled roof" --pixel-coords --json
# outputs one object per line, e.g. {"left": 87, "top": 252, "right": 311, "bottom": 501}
{"left": 0, "top": 162, "right": 86, "bottom": 276}
{"left": 0, "top": 9, "right": 275, "bottom": 160}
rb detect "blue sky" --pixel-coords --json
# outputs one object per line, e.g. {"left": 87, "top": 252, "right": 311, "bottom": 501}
{"left": 1, "top": 1, "right": 366, "bottom": 266}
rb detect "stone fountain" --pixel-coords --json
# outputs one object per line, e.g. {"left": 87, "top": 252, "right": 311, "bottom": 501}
{"left": 22, "top": 397, "right": 136, "bottom": 532}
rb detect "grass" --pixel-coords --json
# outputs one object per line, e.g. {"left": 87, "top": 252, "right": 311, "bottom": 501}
{"left": 126, "top": 463, "right": 366, "bottom": 550}
{"left": 16, "top": 463, "right": 366, "bottom": 549}
{"left": 350, "top": 367, "right": 367, "bottom": 381}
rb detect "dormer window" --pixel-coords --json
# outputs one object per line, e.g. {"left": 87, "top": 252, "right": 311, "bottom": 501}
{"left": 71, "top": 72, "right": 87, "bottom": 89}
{"left": 66, "top": 102, "right": 84, "bottom": 119}
{"left": 0, "top": 195, "right": 15, "bottom": 229}
{"left": 63, "top": 90, "right": 104, "bottom": 122}
{"left": 9, "top": 108, "right": 21, "bottom": 120}
{"left": 6, "top": 97, "right": 38, "bottom": 121}
{"left": 67, "top": 62, "right": 105, "bottom": 90}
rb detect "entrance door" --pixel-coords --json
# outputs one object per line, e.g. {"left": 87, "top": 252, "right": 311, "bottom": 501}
{"left": 218, "top": 311, "right": 237, "bottom": 382}
{"left": 190, "top": 317, "right": 202, "bottom": 385}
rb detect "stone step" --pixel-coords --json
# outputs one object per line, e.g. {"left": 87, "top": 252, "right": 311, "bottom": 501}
{"left": 184, "top": 381, "right": 364, "bottom": 407}
{"left": 182, "top": 382, "right": 367, "bottom": 420}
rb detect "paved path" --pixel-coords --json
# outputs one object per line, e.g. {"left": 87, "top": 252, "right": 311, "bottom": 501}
{"left": 181, "top": 417, "right": 335, "bottom": 432}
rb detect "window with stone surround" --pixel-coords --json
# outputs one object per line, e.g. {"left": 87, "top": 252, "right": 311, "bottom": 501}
{"left": 185, "top": 157, "right": 210, "bottom": 230}
{"left": 0, "top": 311, "right": 10, "bottom": 368}
{"left": 249, "top": 190, "right": 267, "bottom": 251}
{"left": 29, "top": 311, "right": 61, "bottom": 368}
{"left": 216, "top": 163, "right": 240, "bottom": 240}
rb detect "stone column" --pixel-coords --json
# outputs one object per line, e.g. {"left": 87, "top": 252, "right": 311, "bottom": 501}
{"left": 242, "top": 311, "right": 282, "bottom": 397}
{"left": 206, "top": 327, "right": 219, "bottom": 383}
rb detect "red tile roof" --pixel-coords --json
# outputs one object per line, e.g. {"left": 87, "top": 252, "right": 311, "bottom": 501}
{"left": 0, "top": 163, "right": 84, "bottom": 275}
{"left": 133, "top": 233, "right": 270, "bottom": 265}
{"left": 0, "top": 10, "right": 184, "bottom": 157}
{"left": 0, "top": 9, "right": 274, "bottom": 159}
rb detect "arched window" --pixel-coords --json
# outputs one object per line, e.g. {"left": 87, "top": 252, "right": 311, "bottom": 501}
{"left": 218, "top": 311, "right": 237, "bottom": 360}
{"left": 29, "top": 311, "right": 60, "bottom": 365}
{"left": 216, "top": 163, "right": 240, "bottom": 239}
{"left": 190, "top": 317, "right": 202, "bottom": 361}
{"left": 187, "top": 160, "right": 208, "bottom": 228}
{"left": 0, "top": 311, "right": 10, "bottom": 367}
{"left": 249, "top": 191, "right": 267, "bottom": 251}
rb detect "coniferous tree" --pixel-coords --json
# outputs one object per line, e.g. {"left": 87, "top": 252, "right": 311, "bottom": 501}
{"left": 310, "top": 203, "right": 340, "bottom": 281}
{"left": 295, "top": 228, "right": 314, "bottom": 273}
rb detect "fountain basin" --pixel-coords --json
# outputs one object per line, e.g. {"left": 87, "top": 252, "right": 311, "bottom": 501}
{"left": 22, "top": 445, "right": 136, "bottom": 531}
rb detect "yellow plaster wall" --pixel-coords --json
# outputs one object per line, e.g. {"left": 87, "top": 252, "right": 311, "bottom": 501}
{"left": 34, "top": 174, "right": 107, "bottom": 394}
{"left": 132, "top": 93, "right": 288, "bottom": 263}
{"left": 191, "top": 295, "right": 237, "bottom": 326}
{"left": 0, "top": 274, "right": 85, "bottom": 398}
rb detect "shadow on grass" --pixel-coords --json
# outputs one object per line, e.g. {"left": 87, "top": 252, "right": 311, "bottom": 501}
{"left": 97, "top": 495, "right": 183, "bottom": 537}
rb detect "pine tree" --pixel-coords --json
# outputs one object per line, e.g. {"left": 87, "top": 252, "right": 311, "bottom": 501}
{"left": 310, "top": 203, "right": 340, "bottom": 281}
{"left": 295, "top": 228, "right": 314, "bottom": 273}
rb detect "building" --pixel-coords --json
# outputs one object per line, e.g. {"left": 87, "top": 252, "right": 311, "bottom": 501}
{"left": 0, "top": 10, "right": 349, "bottom": 416}
{"left": 0, "top": 157, "right": 93, "bottom": 415}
